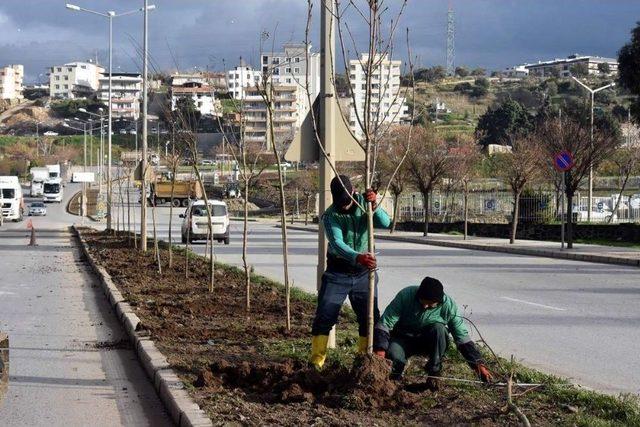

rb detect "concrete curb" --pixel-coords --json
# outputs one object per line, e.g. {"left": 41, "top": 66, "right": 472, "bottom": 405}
{"left": 71, "top": 226, "right": 213, "bottom": 427}
{"left": 283, "top": 224, "right": 640, "bottom": 268}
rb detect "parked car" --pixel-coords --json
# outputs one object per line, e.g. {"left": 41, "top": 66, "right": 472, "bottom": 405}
{"left": 574, "top": 206, "right": 617, "bottom": 223}
{"left": 200, "top": 159, "right": 214, "bottom": 166}
{"left": 180, "top": 200, "right": 230, "bottom": 244}
{"left": 28, "top": 202, "right": 47, "bottom": 216}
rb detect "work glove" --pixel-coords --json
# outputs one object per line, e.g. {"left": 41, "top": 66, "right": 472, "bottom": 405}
{"left": 374, "top": 350, "right": 386, "bottom": 358}
{"left": 476, "top": 364, "right": 493, "bottom": 383}
{"left": 364, "top": 189, "right": 378, "bottom": 210}
{"left": 356, "top": 252, "right": 377, "bottom": 270}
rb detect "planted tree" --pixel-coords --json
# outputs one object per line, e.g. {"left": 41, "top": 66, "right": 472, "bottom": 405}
{"left": 618, "top": 21, "right": 640, "bottom": 122}
{"left": 448, "top": 135, "right": 482, "bottom": 239}
{"left": 538, "top": 117, "right": 619, "bottom": 248}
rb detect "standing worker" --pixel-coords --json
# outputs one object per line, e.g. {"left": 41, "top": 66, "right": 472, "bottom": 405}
{"left": 373, "top": 276, "right": 493, "bottom": 390}
{"left": 310, "top": 175, "right": 391, "bottom": 369}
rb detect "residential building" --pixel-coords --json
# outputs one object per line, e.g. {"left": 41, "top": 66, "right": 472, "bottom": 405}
{"left": 227, "top": 59, "right": 262, "bottom": 100}
{"left": 0, "top": 64, "right": 24, "bottom": 100}
{"left": 524, "top": 54, "right": 618, "bottom": 78}
{"left": 98, "top": 72, "right": 143, "bottom": 120}
{"left": 170, "top": 74, "right": 220, "bottom": 117}
{"left": 348, "top": 53, "right": 409, "bottom": 140}
{"left": 261, "top": 43, "right": 320, "bottom": 127}
{"left": 243, "top": 84, "right": 297, "bottom": 144}
{"left": 503, "top": 65, "right": 529, "bottom": 78}
{"left": 48, "top": 61, "right": 105, "bottom": 99}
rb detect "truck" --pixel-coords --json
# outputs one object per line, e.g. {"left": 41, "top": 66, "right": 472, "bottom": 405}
{"left": 46, "top": 164, "right": 61, "bottom": 180}
{"left": 148, "top": 180, "right": 202, "bottom": 207}
{"left": 0, "top": 176, "right": 24, "bottom": 222}
{"left": 30, "top": 167, "right": 50, "bottom": 197}
{"left": 43, "top": 178, "right": 63, "bottom": 203}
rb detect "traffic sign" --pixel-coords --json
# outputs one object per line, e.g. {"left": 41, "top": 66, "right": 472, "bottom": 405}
{"left": 553, "top": 151, "right": 574, "bottom": 172}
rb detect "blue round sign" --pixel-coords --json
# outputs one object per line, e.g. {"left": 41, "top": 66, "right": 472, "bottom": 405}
{"left": 554, "top": 151, "right": 574, "bottom": 172}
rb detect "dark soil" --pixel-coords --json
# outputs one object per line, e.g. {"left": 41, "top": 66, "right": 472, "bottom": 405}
{"left": 82, "top": 230, "right": 576, "bottom": 426}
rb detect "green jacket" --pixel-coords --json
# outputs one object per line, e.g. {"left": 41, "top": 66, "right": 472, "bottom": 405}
{"left": 322, "top": 193, "right": 391, "bottom": 267}
{"left": 378, "top": 286, "right": 472, "bottom": 345}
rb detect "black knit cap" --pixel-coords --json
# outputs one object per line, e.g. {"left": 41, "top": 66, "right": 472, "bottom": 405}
{"left": 330, "top": 175, "right": 353, "bottom": 208}
{"left": 417, "top": 277, "right": 444, "bottom": 303}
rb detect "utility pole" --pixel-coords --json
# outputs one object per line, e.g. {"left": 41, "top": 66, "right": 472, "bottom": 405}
{"left": 319, "top": 0, "right": 337, "bottom": 347}
{"left": 107, "top": 12, "right": 113, "bottom": 230}
{"left": 141, "top": 0, "right": 149, "bottom": 251}
{"left": 446, "top": 0, "right": 455, "bottom": 76}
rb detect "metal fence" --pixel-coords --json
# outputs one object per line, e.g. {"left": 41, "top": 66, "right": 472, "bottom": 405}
{"left": 395, "top": 191, "right": 640, "bottom": 224}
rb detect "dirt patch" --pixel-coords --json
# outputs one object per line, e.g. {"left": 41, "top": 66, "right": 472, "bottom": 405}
{"left": 81, "top": 230, "right": 592, "bottom": 426}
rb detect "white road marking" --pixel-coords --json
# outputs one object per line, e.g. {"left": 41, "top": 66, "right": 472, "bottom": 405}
{"left": 500, "top": 296, "right": 567, "bottom": 311}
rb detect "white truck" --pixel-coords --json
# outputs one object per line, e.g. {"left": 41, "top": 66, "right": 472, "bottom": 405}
{"left": 46, "top": 164, "right": 61, "bottom": 180}
{"left": 43, "top": 178, "right": 63, "bottom": 203}
{"left": 30, "top": 167, "right": 50, "bottom": 197}
{"left": 0, "top": 176, "right": 24, "bottom": 222}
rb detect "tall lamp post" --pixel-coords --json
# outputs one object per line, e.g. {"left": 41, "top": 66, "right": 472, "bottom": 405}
{"left": 66, "top": 2, "right": 155, "bottom": 230}
{"left": 571, "top": 76, "right": 615, "bottom": 222}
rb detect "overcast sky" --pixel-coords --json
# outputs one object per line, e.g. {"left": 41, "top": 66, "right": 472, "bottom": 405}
{"left": 1, "top": 0, "right": 639, "bottom": 83}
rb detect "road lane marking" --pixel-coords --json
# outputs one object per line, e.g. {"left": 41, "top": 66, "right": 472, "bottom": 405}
{"left": 500, "top": 296, "right": 566, "bottom": 311}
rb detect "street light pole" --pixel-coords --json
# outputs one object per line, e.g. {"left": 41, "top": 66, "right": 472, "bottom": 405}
{"left": 571, "top": 77, "right": 615, "bottom": 222}
{"left": 141, "top": 0, "right": 150, "bottom": 252}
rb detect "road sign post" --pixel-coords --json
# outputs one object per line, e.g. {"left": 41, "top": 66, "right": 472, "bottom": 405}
{"left": 553, "top": 151, "right": 575, "bottom": 250}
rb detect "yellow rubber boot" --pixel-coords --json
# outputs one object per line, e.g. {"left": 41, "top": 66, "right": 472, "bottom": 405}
{"left": 358, "top": 336, "right": 369, "bottom": 354}
{"left": 310, "top": 335, "right": 329, "bottom": 369}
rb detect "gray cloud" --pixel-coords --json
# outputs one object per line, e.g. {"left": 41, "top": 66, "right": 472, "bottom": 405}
{"left": 1, "top": 0, "right": 639, "bottom": 82}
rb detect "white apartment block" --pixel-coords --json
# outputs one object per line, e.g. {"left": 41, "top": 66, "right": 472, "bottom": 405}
{"left": 503, "top": 65, "right": 530, "bottom": 78}
{"left": 0, "top": 64, "right": 24, "bottom": 100}
{"left": 243, "top": 84, "right": 297, "bottom": 145}
{"left": 524, "top": 54, "right": 618, "bottom": 78}
{"left": 348, "top": 54, "right": 409, "bottom": 140}
{"left": 261, "top": 43, "right": 320, "bottom": 128}
{"left": 98, "top": 73, "right": 142, "bottom": 120}
{"left": 49, "top": 61, "right": 105, "bottom": 99}
{"left": 227, "top": 59, "right": 262, "bottom": 100}
{"left": 170, "top": 78, "right": 220, "bottom": 117}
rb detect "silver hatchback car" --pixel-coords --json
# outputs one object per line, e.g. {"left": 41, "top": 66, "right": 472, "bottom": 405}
{"left": 28, "top": 202, "right": 47, "bottom": 216}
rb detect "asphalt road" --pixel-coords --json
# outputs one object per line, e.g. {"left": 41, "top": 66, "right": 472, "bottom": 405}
{"left": 0, "top": 185, "right": 171, "bottom": 426}
{"left": 114, "top": 190, "right": 640, "bottom": 396}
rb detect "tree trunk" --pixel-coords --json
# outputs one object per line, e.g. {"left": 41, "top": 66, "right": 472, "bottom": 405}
{"left": 422, "top": 191, "right": 430, "bottom": 237}
{"left": 168, "top": 167, "right": 176, "bottom": 269}
{"left": 510, "top": 190, "right": 521, "bottom": 244}
{"left": 151, "top": 199, "right": 161, "bottom": 274}
{"left": 305, "top": 195, "right": 310, "bottom": 226}
{"left": 566, "top": 191, "right": 574, "bottom": 249}
{"left": 192, "top": 163, "right": 215, "bottom": 292}
{"left": 463, "top": 186, "right": 469, "bottom": 240}
{"left": 391, "top": 192, "right": 400, "bottom": 234}
{"left": 243, "top": 177, "right": 250, "bottom": 313}
{"left": 609, "top": 174, "right": 630, "bottom": 224}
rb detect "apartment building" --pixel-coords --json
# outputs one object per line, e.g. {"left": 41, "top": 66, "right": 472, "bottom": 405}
{"left": 348, "top": 54, "right": 409, "bottom": 140}
{"left": 98, "top": 73, "right": 143, "bottom": 120}
{"left": 170, "top": 75, "right": 220, "bottom": 117}
{"left": 0, "top": 64, "right": 24, "bottom": 100}
{"left": 49, "top": 61, "right": 105, "bottom": 99}
{"left": 227, "top": 59, "right": 262, "bottom": 100}
{"left": 261, "top": 43, "right": 320, "bottom": 128}
{"left": 524, "top": 54, "right": 618, "bottom": 78}
{"left": 243, "top": 84, "right": 297, "bottom": 145}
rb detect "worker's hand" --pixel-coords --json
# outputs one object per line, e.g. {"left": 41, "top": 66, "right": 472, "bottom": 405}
{"left": 476, "top": 364, "right": 493, "bottom": 383}
{"left": 356, "top": 253, "right": 377, "bottom": 270}
{"left": 365, "top": 189, "right": 378, "bottom": 210}
{"left": 374, "top": 349, "right": 386, "bottom": 358}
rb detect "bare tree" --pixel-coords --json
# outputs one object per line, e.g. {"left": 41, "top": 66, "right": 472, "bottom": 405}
{"left": 495, "top": 134, "right": 543, "bottom": 244}
{"left": 606, "top": 143, "right": 640, "bottom": 223}
{"left": 448, "top": 135, "right": 482, "bottom": 240}
{"left": 407, "top": 127, "right": 453, "bottom": 237}
{"left": 538, "top": 117, "right": 619, "bottom": 248}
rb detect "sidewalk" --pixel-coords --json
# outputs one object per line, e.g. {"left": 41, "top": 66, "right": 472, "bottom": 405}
{"left": 284, "top": 223, "right": 640, "bottom": 267}
{"left": 0, "top": 226, "right": 171, "bottom": 426}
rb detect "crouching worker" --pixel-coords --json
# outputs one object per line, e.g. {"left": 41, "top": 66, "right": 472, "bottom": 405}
{"left": 373, "top": 276, "right": 493, "bottom": 390}
{"left": 310, "top": 175, "right": 391, "bottom": 369}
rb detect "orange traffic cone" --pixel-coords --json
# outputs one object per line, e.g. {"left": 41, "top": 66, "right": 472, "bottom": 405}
{"left": 27, "top": 219, "right": 37, "bottom": 246}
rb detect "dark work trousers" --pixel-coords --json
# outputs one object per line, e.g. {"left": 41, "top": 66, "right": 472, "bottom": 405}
{"left": 311, "top": 269, "right": 379, "bottom": 338}
{"left": 386, "top": 323, "right": 449, "bottom": 376}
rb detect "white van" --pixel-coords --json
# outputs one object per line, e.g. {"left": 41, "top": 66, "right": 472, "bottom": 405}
{"left": 43, "top": 178, "right": 63, "bottom": 203}
{"left": 180, "top": 199, "right": 230, "bottom": 245}
{"left": 0, "top": 176, "right": 24, "bottom": 222}
{"left": 30, "top": 167, "right": 49, "bottom": 197}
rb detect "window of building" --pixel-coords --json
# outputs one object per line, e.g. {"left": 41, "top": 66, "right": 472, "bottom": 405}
{"left": 286, "top": 78, "right": 291, "bottom": 84}
{"left": 55, "top": 84, "right": 60, "bottom": 89}
{"left": 285, "top": 67, "right": 291, "bottom": 73}
{"left": 81, "top": 65, "right": 86, "bottom": 69}
{"left": 295, "top": 57, "right": 301, "bottom": 63}
{"left": 272, "top": 58, "right": 280, "bottom": 64}
{"left": 64, "top": 76, "right": 68, "bottom": 80}
{"left": 64, "top": 84, "right": 68, "bottom": 89}
{"left": 294, "top": 67, "right": 300, "bottom": 73}
{"left": 54, "top": 76, "right": 60, "bottom": 81}
{"left": 57, "top": 67, "right": 62, "bottom": 72}
{"left": 262, "top": 55, "right": 269, "bottom": 64}
{"left": 67, "top": 68, "right": 72, "bottom": 72}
